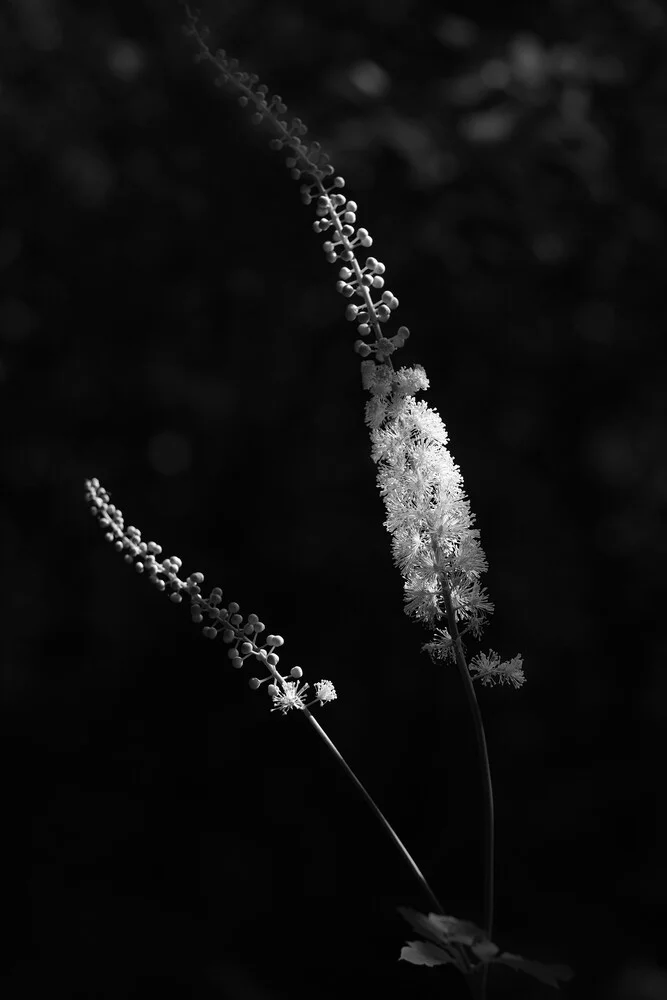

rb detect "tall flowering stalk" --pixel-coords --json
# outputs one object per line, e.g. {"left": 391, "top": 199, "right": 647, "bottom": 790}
{"left": 84, "top": 5, "right": 574, "bottom": 996}
{"left": 84, "top": 475, "right": 446, "bottom": 924}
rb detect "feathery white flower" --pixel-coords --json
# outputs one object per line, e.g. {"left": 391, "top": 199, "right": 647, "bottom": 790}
{"left": 367, "top": 379, "right": 492, "bottom": 631}
{"left": 469, "top": 651, "right": 526, "bottom": 688}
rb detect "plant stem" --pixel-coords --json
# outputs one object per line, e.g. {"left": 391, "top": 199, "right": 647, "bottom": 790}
{"left": 301, "top": 707, "right": 446, "bottom": 916}
{"left": 441, "top": 579, "right": 495, "bottom": 1000}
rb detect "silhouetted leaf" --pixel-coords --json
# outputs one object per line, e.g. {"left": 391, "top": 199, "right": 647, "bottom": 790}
{"left": 400, "top": 939, "right": 462, "bottom": 968}
{"left": 398, "top": 907, "right": 574, "bottom": 988}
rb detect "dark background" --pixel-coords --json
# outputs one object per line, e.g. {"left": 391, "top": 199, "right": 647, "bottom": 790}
{"left": 2, "top": 0, "right": 666, "bottom": 997}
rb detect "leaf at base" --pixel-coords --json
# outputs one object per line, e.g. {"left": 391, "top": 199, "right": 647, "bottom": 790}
{"left": 400, "top": 940, "right": 463, "bottom": 969}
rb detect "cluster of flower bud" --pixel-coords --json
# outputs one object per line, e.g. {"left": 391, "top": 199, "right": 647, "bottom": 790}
{"left": 181, "top": 2, "right": 409, "bottom": 365}
{"left": 311, "top": 190, "right": 410, "bottom": 360}
{"left": 183, "top": 4, "right": 335, "bottom": 188}
{"left": 85, "top": 478, "right": 337, "bottom": 714}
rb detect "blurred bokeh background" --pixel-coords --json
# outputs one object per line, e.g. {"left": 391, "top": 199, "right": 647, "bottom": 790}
{"left": 2, "top": 0, "right": 666, "bottom": 997}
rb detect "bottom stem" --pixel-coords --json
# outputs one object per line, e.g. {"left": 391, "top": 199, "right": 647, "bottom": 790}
{"left": 441, "top": 581, "right": 495, "bottom": 1000}
{"left": 302, "top": 707, "right": 445, "bottom": 915}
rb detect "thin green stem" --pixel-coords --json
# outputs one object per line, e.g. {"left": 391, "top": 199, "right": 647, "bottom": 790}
{"left": 301, "top": 707, "right": 445, "bottom": 916}
{"left": 441, "top": 579, "right": 495, "bottom": 1000}
{"left": 301, "top": 706, "right": 480, "bottom": 996}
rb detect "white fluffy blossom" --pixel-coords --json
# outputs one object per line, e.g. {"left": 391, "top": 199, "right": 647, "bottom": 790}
{"left": 363, "top": 363, "right": 522, "bottom": 685}
{"left": 367, "top": 371, "right": 492, "bottom": 632}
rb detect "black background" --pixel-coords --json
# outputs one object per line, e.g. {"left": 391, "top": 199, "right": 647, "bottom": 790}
{"left": 2, "top": 0, "right": 666, "bottom": 997}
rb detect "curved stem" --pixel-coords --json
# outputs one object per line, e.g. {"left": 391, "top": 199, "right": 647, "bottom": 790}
{"left": 301, "top": 707, "right": 445, "bottom": 916}
{"left": 441, "top": 580, "right": 495, "bottom": 1000}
